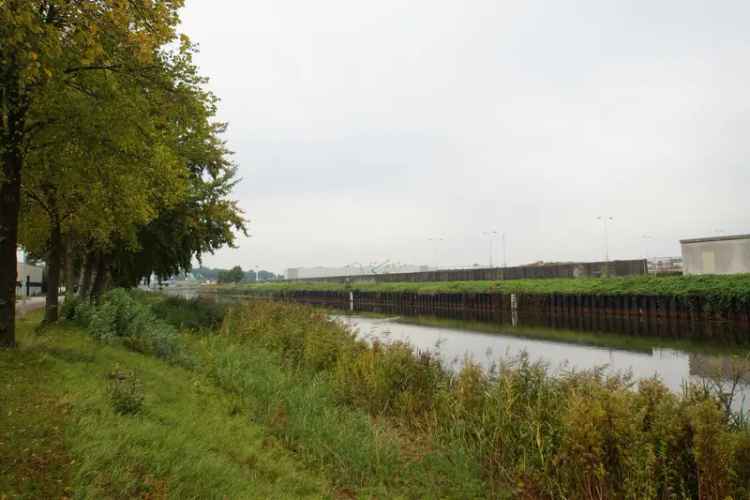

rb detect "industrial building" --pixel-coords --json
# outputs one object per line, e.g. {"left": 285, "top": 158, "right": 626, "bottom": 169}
{"left": 16, "top": 260, "right": 45, "bottom": 297}
{"left": 680, "top": 234, "right": 750, "bottom": 275}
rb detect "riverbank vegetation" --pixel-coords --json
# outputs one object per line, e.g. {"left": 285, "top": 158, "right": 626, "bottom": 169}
{"left": 219, "top": 274, "right": 750, "bottom": 300}
{"left": 4, "top": 290, "right": 750, "bottom": 497}
{"left": 218, "top": 298, "right": 750, "bottom": 498}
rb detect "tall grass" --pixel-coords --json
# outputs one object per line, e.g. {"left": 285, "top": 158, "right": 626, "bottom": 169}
{"left": 218, "top": 300, "right": 750, "bottom": 498}
{"left": 202, "top": 307, "right": 486, "bottom": 497}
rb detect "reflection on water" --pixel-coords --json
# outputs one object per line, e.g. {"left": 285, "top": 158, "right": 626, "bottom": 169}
{"left": 164, "top": 288, "right": 750, "bottom": 412}
{"left": 335, "top": 314, "right": 750, "bottom": 412}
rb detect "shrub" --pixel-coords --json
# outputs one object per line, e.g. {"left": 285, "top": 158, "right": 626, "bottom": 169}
{"left": 60, "top": 296, "right": 81, "bottom": 321}
{"left": 85, "top": 289, "right": 184, "bottom": 362}
{"left": 151, "top": 296, "right": 226, "bottom": 331}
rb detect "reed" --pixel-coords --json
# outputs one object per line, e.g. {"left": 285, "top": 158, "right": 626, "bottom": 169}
{"left": 217, "top": 299, "right": 750, "bottom": 498}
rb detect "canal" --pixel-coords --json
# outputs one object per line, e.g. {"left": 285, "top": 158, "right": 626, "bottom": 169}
{"left": 334, "top": 313, "right": 750, "bottom": 412}
{"left": 171, "top": 288, "right": 750, "bottom": 412}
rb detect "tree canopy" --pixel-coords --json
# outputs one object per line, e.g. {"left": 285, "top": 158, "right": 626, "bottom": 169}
{"left": 2, "top": 1, "right": 246, "bottom": 342}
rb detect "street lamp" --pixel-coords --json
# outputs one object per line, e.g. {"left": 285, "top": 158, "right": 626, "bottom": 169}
{"left": 481, "top": 230, "right": 498, "bottom": 268}
{"left": 596, "top": 216, "right": 613, "bottom": 262}
{"left": 642, "top": 234, "right": 652, "bottom": 260}
{"left": 428, "top": 237, "right": 444, "bottom": 269}
{"left": 501, "top": 232, "right": 507, "bottom": 268}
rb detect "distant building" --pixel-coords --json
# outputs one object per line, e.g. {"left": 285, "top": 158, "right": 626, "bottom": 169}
{"left": 285, "top": 264, "right": 427, "bottom": 280}
{"left": 16, "top": 261, "right": 44, "bottom": 297}
{"left": 647, "top": 257, "right": 683, "bottom": 274}
{"left": 680, "top": 234, "right": 750, "bottom": 275}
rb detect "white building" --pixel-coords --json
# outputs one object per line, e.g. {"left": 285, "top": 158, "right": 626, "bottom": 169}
{"left": 16, "top": 261, "right": 45, "bottom": 297}
{"left": 680, "top": 234, "right": 750, "bottom": 275}
{"left": 285, "top": 263, "right": 428, "bottom": 280}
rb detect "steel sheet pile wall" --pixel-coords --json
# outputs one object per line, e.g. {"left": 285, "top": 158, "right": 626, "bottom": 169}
{"left": 274, "top": 289, "right": 749, "bottom": 341}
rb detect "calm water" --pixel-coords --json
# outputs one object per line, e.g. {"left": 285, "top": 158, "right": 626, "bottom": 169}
{"left": 334, "top": 313, "right": 750, "bottom": 412}
{"left": 166, "top": 288, "right": 750, "bottom": 412}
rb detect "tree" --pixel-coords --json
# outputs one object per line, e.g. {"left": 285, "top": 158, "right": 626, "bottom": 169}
{"left": 18, "top": 40, "right": 197, "bottom": 318}
{"left": 1, "top": 0, "right": 185, "bottom": 346}
{"left": 258, "top": 270, "right": 277, "bottom": 281}
{"left": 217, "top": 266, "right": 244, "bottom": 284}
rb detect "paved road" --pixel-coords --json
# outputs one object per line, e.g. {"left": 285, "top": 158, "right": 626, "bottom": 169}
{"left": 15, "top": 296, "right": 49, "bottom": 317}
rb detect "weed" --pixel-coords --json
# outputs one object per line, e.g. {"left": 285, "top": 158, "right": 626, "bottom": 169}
{"left": 107, "top": 366, "right": 145, "bottom": 415}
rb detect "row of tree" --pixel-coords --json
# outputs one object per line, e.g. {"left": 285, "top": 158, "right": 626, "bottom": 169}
{"left": 213, "top": 266, "right": 278, "bottom": 284}
{"left": 1, "top": 1, "right": 246, "bottom": 347}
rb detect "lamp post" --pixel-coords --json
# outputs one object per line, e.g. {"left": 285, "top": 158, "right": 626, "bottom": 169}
{"left": 428, "top": 237, "right": 444, "bottom": 269}
{"left": 502, "top": 232, "right": 507, "bottom": 268}
{"left": 482, "top": 230, "right": 498, "bottom": 268}
{"left": 642, "top": 234, "right": 652, "bottom": 260}
{"left": 596, "top": 216, "right": 613, "bottom": 262}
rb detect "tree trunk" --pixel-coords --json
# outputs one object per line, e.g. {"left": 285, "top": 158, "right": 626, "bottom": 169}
{"left": 0, "top": 153, "right": 22, "bottom": 347}
{"left": 44, "top": 219, "right": 63, "bottom": 323}
{"left": 63, "top": 237, "right": 76, "bottom": 300}
{"left": 0, "top": 87, "right": 25, "bottom": 347}
{"left": 90, "top": 252, "right": 110, "bottom": 303}
{"left": 78, "top": 251, "right": 96, "bottom": 300}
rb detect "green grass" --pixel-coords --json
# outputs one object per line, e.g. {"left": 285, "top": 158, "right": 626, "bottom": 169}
{"left": 6, "top": 291, "right": 750, "bottom": 499}
{"left": 216, "top": 274, "right": 750, "bottom": 303}
{"left": 1, "top": 293, "right": 492, "bottom": 499}
{"left": 0, "top": 311, "right": 330, "bottom": 499}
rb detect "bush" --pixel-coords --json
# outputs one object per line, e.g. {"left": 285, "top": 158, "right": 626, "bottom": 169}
{"left": 84, "top": 289, "right": 185, "bottom": 362}
{"left": 60, "top": 296, "right": 81, "bottom": 321}
{"left": 151, "top": 296, "right": 226, "bottom": 331}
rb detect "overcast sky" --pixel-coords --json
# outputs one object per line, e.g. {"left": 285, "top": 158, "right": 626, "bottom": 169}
{"left": 179, "top": 1, "right": 750, "bottom": 273}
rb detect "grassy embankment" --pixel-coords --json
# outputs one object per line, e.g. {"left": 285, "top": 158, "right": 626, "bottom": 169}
{"left": 4, "top": 290, "right": 750, "bottom": 498}
{"left": 218, "top": 274, "right": 750, "bottom": 306}
{"left": 0, "top": 292, "right": 484, "bottom": 498}
{"left": 0, "top": 306, "right": 329, "bottom": 498}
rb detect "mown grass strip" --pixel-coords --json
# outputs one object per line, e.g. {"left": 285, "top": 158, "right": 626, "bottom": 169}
{"left": 1, "top": 311, "right": 330, "bottom": 499}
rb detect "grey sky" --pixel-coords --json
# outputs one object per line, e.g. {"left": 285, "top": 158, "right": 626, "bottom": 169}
{"left": 180, "top": 1, "right": 750, "bottom": 273}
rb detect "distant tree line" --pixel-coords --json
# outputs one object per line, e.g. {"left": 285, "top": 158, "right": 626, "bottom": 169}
{"left": 194, "top": 266, "right": 279, "bottom": 284}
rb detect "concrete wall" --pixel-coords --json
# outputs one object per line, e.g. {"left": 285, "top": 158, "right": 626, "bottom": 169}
{"left": 285, "top": 259, "right": 648, "bottom": 284}
{"left": 680, "top": 235, "right": 750, "bottom": 275}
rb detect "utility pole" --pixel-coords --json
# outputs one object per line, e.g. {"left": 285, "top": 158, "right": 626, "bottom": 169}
{"left": 597, "top": 216, "right": 613, "bottom": 262}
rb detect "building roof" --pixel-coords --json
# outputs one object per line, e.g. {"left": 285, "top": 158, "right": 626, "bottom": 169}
{"left": 680, "top": 234, "right": 750, "bottom": 245}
